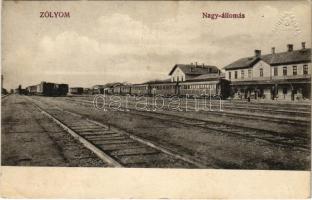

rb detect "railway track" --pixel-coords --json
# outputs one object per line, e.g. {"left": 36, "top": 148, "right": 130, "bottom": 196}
{"left": 25, "top": 96, "right": 208, "bottom": 168}
{"left": 66, "top": 95, "right": 311, "bottom": 112}
{"left": 1, "top": 94, "right": 11, "bottom": 99}
{"left": 65, "top": 95, "right": 310, "bottom": 123}
{"left": 64, "top": 96, "right": 309, "bottom": 127}
{"left": 54, "top": 97, "right": 309, "bottom": 151}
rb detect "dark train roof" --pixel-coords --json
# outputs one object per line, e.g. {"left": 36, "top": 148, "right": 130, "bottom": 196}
{"left": 190, "top": 73, "right": 220, "bottom": 81}
{"left": 143, "top": 78, "right": 171, "bottom": 84}
{"left": 223, "top": 48, "right": 311, "bottom": 70}
{"left": 169, "top": 64, "right": 219, "bottom": 75}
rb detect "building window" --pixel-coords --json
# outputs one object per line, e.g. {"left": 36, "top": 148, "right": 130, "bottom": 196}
{"left": 303, "top": 65, "right": 308, "bottom": 75}
{"left": 248, "top": 69, "right": 252, "bottom": 78}
{"left": 181, "top": 76, "right": 183, "bottom": 81}
{"left": 177, "top": 77, "right": 179, "bottom": 82}
{"left": 260, "top": 68, "right": 263, "bottom": 77}
{"left": 283, "top": 67, "right": 287, "bottom": 76}
{"left": 234, "top": 71, "right": 238, "bottom": 79}
{"left": 173, "top": 77, "right": 175, "bottom": 82}
{"left": 229, "top": 72, "right": 231, "bottom": 79}
{"left": 274, "top": 67, "right": 278, "bottom": 76}
{"left": 241, "top": 70, "right": 244, "bottom": 79}
{"left": 293, "top": 66, "right": 297, "bottom": 75}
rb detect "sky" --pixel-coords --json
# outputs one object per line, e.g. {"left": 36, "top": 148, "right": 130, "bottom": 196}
{"left": 2, "top": 1, "right": 311, "bottom": 89}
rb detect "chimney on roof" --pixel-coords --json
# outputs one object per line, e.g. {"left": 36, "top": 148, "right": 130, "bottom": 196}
{"left": 271, "top": 47, "right": 275, "bottom": 54}
{"left": 302, "top": 42, "right": 306, "bottom": 49}
{"left": 255, "top": 49, "right": 261, "bottom": 57}
{"left": 195, "top": 62, "right": 198, "bottom": 67}
{"left": 287, "top": 44, "right": 293, "bottom": 52}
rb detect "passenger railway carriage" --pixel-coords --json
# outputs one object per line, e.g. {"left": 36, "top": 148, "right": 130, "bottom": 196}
{"left": 149, "top": 82, "right": 177, "bottom": 97}
{"left": 178, "top": 75, "right": 231, "bottom": 99}
{"left": 120, "top": 85, "right": 131, "bottom": 95}
{"left": 130, "top": 84, "right": 150, "bottom": 96}
{"left": 113, "top": 78, "right": 230, "bottom": 99}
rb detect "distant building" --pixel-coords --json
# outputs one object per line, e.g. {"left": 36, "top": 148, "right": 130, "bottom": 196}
{"left": 223, "top": 42, "right": 311, "bottom": 101}
{"left": 168, "top": 62, "right": 220, "bottom": 82}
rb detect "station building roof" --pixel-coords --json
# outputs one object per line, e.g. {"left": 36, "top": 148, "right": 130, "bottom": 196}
{"left": 223, "top": 47, "right": 311, "bottom": 70}
{"left": 169, "top": 64, "right": 219, "bottom": 76}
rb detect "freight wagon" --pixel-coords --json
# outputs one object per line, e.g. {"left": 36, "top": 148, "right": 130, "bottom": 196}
{"left": 70, "top": 87, "right": 84, "bottom": 95}
{"left": 26, "top": 81, "right": 68, "bottom": 96}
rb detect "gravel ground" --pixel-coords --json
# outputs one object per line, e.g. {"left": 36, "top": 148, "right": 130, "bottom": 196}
{"left": 1, "top": 95, "right": 108, "bottom": 167}
{"left": 34, "top": 95, "right": 310, "bottom": 170}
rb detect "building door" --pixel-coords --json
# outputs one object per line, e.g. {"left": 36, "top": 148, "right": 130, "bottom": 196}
{"left": 282, "top": 87, "right": 287, "bottom": 99}
{"left": 271, "top": 85, "right": 277, "bottom": 100}
{"left": 302, "top": 84, "right": 311, "bottom": 99}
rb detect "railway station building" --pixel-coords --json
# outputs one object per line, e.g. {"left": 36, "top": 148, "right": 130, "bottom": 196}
{"left": 223, "top": 42, "right": 311, "bottom": 101}
{"left": 169, "top": 62, "right": 221, "bottom": 82}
